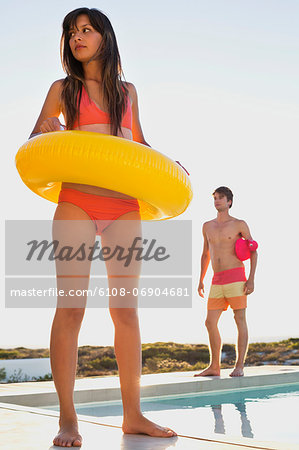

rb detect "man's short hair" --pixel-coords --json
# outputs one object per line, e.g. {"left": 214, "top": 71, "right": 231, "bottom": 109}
{"left": 213, "top": 186, "right": 233, "bottom": 208}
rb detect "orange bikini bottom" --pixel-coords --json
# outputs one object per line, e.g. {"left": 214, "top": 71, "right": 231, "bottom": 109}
{"left": 58, "top": 188, "right": 140, "bottom": 235}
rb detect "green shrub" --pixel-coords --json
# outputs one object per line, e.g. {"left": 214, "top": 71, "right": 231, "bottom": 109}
{"left": 222, "top": 344, "right": 235, "bottom": 353}
{"left": 142, "top": 346, "right": 170, "bottom": 361}
{"left": 0, "top": 367, "right": 6, "bottom": 381}
{"left": 0, "top": 350, "right": 19, "bottom": 359}
{"left": 32, "top": 373, "right": 53, "bottom": 381}
{"left": 145, "top": 357, "right": 159, "bottom": 372}
{"left": 157, "top": 359, "right": 192, "bottom": 373}
{"left": 90, "top": 357, "right": 117, "bottom": 370}
{"left": 145, "top": 357, "right": 193, "bottom": 373}
{"left": 100, "top": 357, "right": 117, "bottom": 370}
{"left": 192, "top": 362, "right": 207, "bottom": 371}
{"left": 172, "top": 348, "right": 210, "bottom": 363}
{"left": 7, "top": 369, "right": 30, "bottom": 383}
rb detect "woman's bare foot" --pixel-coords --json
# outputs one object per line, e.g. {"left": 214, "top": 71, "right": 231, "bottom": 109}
{"left": 123, "top": 414, "right": 177, "bottom": 438}
{"left": 229, "top": 367, "right": 244, "bottom": 377}
{"left": 53, "top": 419, "right": 82, "bottom": 447}
{"left": 194, "top": 366, "right": 220, "bottom": 377}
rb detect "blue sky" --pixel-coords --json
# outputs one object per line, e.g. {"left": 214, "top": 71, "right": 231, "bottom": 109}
{"left": 1, "top": 0, "right": 299, "bottom": 348}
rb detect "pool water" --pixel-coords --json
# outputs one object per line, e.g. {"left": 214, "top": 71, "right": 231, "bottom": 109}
{"left": 44, "top": 383, "right": 299, "bottom": 445}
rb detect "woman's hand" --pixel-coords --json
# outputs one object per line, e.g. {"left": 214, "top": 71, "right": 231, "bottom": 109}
{"left": 40, "top": 117, "right": 62, "bottom": 133}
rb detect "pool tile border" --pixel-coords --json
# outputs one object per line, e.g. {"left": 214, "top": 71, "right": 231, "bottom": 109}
{"left": 0, "top": 366, "right": 298, "bottom": 407}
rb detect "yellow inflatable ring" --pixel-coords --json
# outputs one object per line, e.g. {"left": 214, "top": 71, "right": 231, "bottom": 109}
{"left": 15, "top": 130, "right": 193, "bottom": 220}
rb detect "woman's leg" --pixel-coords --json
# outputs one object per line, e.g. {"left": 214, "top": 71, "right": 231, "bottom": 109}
{"left": 51, "top": 202, "right": 96, "bottom": 447}
{"left": 101, "top": 212, "right": 176, "bottom": 437}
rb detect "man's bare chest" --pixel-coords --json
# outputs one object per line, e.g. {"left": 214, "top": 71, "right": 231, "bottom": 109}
{"left": 207, "top": 223, "right": 240, "bottom": 245}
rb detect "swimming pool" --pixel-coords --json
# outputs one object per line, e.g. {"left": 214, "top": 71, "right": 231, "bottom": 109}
{"left": 43, "top": 383, "right": 299, "bottom": 446}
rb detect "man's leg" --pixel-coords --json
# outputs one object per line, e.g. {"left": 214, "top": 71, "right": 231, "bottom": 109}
{"left": 230, "top": 308, "right": 248, "bottom": 377}
{"left": 194, "top": 309, "right": 223, "bottom": 376}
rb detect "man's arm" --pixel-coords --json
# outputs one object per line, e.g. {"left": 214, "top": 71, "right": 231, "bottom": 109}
{"left": 198, "top": 223, "right": 211, "bottom": 298}
{"left": 239, "top": 220, "right": 258, "bottom": 294}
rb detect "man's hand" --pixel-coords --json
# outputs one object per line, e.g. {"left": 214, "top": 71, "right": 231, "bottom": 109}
{"left": 244, "top": 279, "right": 254, "bottom": 295}
{"left": 198, "top": 281, "right": 205, "bottom": 298}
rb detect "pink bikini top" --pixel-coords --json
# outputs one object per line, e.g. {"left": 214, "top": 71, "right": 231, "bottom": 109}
{"left": 73, "top": 84, "right": 132, "bottom": 130}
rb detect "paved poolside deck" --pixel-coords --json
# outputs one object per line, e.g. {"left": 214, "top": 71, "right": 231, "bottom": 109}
{"left": 0, "top": 365, "right": 299, "bottom": 449}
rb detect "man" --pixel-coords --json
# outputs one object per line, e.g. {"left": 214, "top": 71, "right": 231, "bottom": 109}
{"left": 195, "top": 187, "right": 257, "bottom": 377}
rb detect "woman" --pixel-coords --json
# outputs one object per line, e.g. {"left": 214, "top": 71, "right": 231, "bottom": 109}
{"left": 29, "top": 7, "right": 177, "bottom": 447}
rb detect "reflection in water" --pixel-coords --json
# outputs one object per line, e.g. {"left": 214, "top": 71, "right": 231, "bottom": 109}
{"left": 211, "top": 405, "right": 225, "bottom": 434}
{"left": 235, "top": 403, "right": 254, "bottom": 439}
{"left": 211, "top": 403, "right": 254, "bottom": 438}
{"left": 121, "top": 434, "right": 178, "bottom": 449}
{"left": 64, "top": 383, "right": 299, "bottom": 445}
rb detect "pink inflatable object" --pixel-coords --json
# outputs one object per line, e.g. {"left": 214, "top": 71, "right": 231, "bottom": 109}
{"left": 235, "top": 238, "right": 258, "bottom": 261}
{"left": 175, "top": 161, "right": 190, "bottom": 175}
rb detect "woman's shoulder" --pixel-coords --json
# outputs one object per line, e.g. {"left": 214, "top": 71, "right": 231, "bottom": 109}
{"left": 50, "top": 78, "right": 65, "bottom": 91}
{"left": 123, "top": 81, "right": 136, "bottom": 91}
{"left": 123, "top": 81, "right": 137, "bottom": 103}
{"left": 45, "top": 79, "right": 65, "bottom": 101}
{"left": 44, "top": 79, "right": 66, "bottom": 112}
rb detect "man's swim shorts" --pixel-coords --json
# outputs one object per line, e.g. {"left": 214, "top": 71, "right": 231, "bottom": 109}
{"left": 208, "top": 267, "right": 247, "bottom": 311}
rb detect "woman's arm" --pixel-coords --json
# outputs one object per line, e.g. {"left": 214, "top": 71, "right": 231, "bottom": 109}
{"left": 29, "top": 79, "right": 64, "bottom": 139}
{"left": 126, "top": 82, "right": 150, "bottom": 146}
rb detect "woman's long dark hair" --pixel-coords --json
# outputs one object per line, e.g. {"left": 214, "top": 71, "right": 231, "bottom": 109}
{"left": 60, "top": 7, "right": 128, "bottom": 136}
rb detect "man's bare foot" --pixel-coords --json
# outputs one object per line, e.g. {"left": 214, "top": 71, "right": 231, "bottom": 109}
{"left": 229, "top": 367, "right": 244, "bottom": 377}
{"left": 53, "top": 420, "right": 82, "bottom": 447}
{"left": 194, "top": 366, "right": 220, "bottom": 377}
{"left": 123, "top": 414, "right": 177, "bottom": 438}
